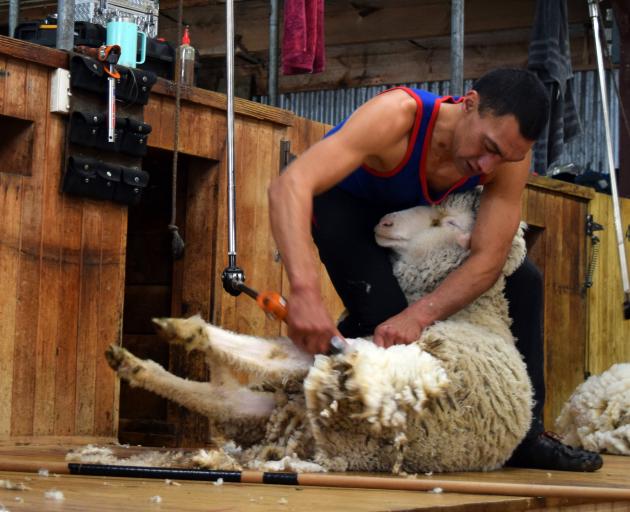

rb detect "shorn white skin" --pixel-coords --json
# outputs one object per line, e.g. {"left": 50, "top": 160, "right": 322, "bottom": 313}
{"left": 106, "top": 188, "right": 533, "bottom": 474}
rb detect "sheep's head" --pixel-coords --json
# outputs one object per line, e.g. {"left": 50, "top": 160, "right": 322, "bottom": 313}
{"left": 374, "top": 204, "right": 474, "bottom": 265}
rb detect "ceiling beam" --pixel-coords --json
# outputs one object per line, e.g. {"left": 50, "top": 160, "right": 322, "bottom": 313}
{"left": 209, "top": 32, "right": 593, "bottom": 95}
{"left": 158, "top": 0, "right": 589, "bottom": 57}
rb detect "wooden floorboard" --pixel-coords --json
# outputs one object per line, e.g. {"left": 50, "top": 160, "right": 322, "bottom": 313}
{"left": 0, "top": 445, "right": 628, "bottom": 511}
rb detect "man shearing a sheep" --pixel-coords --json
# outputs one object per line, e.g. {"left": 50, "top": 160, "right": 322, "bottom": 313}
{"left": 267, "top": 68, "right": 603, "bottom": 472}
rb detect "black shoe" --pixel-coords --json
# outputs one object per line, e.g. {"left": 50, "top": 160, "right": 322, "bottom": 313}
{"left": 506, "top": 431, "right": 603, "bottom": 472}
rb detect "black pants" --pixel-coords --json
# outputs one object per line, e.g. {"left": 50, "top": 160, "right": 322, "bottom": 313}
{"left": 312, "top": 187, "right": 546, "bottom": 432}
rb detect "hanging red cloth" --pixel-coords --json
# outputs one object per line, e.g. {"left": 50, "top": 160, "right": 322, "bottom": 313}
{"left": 282, "top": 0, "right": 325, "bottom": 75}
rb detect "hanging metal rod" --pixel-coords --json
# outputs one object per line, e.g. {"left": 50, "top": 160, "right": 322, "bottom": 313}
{"left": 220, "top": 0, "right": 246, "bottom": 295}
{"left": 450, "top": 0, "right": 464, "bottom": 96}
{"left": 268, "top": 0, "right": 279, "bottom": 106}
{"left": 226, "top": 0, "right": 236, "bottom": 267}
{"left": 588, "top": 0, "right": 630, "bottom": 319}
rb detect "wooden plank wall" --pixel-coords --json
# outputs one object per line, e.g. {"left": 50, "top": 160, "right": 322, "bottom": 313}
{"left": 212, "top": 117, "right": 288, "bottom": 338}
{"left": 0, "top": 56, "right": 126, "bottom": 443}
{"left": 143, "top": 96, "right": 225, "bottom": 161}
{"left": 586, "top": 193, "right": 630, "bottom": 375}
{"left": 521, "top": 180, "right": 593, "bottom": 429}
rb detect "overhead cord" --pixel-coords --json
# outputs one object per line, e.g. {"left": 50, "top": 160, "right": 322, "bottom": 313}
{"left": 169, "top": 0, "right": 185, "bottom": 259}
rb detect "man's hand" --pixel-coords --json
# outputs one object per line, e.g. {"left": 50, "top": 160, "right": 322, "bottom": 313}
{"left": 373, "top": 307, "right": 429, "bottom": 348}
{"left": 287, "top": 286, "right": 341, "bottom": 355}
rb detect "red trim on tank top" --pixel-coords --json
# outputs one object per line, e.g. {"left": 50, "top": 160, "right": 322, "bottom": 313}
{"left": 419, "top": 96, "right": 471, "bottom": 205}
{"left": 361, "top": 87, "right": 423, "bottom": 178}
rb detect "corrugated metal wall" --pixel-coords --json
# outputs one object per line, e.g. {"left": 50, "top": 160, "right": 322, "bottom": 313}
{"left": 254, "top": 70, "right": 620, "bottom": 175}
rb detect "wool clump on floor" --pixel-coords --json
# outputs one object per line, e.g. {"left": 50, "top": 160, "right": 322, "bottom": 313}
{"left": 44, "top": 489, "right": 64, "bottom": 501}
{"left": 556, "top": 363, "right": 630, "bottom": 455}
{"left": 0, "top": 480, "right": 29, "bottom": 491}
{"left": 95, "top": 188, "right": 533, "bottom": 474}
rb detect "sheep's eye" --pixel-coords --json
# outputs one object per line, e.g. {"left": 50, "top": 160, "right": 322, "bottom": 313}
{"left": 430, "top": 218, "right": 441, "bottom": 227}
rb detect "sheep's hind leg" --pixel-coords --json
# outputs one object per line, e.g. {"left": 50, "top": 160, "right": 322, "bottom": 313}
{"left": 152, "top": 315, "right": 313, "bottom": 384}
{"left": 105, "top": 345, "right": 276, "bottom": 421}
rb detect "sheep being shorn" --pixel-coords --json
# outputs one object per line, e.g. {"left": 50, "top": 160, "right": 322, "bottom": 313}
{"left": 106, "top": 188, "right": 533, "bottom": 473}
{"left": 555, "top": 363, "right": 630, "bottom": 455}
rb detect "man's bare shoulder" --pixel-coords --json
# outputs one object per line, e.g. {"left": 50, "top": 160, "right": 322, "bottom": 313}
{"left": 339, "top": 89, "right": 417, "bottom": 145}
{"left": 363, "top": 88, "right": 418, "bottom": 118}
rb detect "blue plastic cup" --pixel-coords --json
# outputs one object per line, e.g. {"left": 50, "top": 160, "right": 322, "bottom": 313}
{"left": 106, "top": 17, "right": 147, "bottom": 68}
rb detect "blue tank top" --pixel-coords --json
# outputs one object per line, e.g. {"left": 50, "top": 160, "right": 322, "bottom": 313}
{"left": 327, "top": 87, "right": 484, "bottom": 210}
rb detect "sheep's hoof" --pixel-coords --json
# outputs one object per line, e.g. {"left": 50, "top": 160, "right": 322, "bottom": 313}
{"left": 152, "top": 316, "right": 193, "bottom": 343}
{"left": 105, "top": 345, "right": 145, "bottom": 380}
{"left": 152, "top": 317, "right": 177, "bottom": 340}
{"left": 152, "top": 316, "right": 208, "bottom": 350}
{"left": 105, "top": 344, "right": 126, "bottom": 371}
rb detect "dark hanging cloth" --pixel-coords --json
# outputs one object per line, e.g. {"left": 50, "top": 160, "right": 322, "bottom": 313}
{"left": 282, "top": 0, "right": 326, "bottom": 75}
{"left": 528, "top": 0, "right": 581, "bottom": 174}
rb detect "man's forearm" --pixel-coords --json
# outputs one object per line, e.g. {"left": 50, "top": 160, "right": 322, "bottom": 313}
{"left": 408, "top": 254, "right": 502, "bottom": 326}
{"left": 268, "top": 175, "right": 321, "bottom": 292}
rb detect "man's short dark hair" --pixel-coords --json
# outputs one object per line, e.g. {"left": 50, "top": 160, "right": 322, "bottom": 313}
{"left": 472, "top": 68, "right": 550, "bottom": 141}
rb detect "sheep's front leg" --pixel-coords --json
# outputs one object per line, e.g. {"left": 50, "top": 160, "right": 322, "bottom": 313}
{"left": 105, "top": 345, "right": 276, "bottom": 421}
{"left": 152, "top": 315, "right": 313, "bottom": 384}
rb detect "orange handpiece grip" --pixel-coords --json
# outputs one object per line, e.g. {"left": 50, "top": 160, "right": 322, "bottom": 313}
{"left": 256, "top": 291, "right": 288, "bottom": 321}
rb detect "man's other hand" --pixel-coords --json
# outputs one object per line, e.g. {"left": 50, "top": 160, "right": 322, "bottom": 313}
{"left": 373, "top": 308, "right": 427, "bottom": 348}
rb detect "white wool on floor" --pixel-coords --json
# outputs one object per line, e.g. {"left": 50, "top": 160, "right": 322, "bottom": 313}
{"left": 44, "top": 489, "right": 64, "bottom": 501}
{"left": 556, "top": 363, "right": 630, "bottom": 454}
{"left": 0, "top": 480, "right": 29, "bottom": 491}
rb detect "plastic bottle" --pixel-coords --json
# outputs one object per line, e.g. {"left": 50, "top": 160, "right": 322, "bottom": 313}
{"left": 176, "top": 26, "right": 195, "bottom": 86}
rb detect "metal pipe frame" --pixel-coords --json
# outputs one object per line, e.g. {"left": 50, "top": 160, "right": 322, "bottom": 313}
{"left": 8, "top": 0, "right": 18, "bottom": 38}
{"left": 226, "top": 0, "right": 237, "bottom": 265}
{"left": 56, "top": 0, "right": 75, "bottom": 50}
{"left": 268, "top": 0, "right": 279, "bottom": 107}
{"left": 450, "top": 0, "right": 464, "bottom": 96}
{"left": 588, "top": 0, "right": 630, "bottom": 301}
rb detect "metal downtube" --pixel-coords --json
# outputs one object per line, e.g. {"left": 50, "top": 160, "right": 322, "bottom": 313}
{"left": 588, "top": 0, "right": 630, "bottom": 308}
{"left": 226, "top": 0, "right": 237, "bottom": 264}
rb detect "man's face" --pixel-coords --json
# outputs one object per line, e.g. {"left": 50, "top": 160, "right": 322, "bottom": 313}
{"left": 452, "top": 93, "right": 533, "bottom": 177}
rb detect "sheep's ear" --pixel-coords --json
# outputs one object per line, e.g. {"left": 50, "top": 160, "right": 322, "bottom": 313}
{"left": 456, "top": 232, "right": 471, "bottom": 249}
{"left": 443, "top": 215, "right": 472, "bottom": 249}
{"left": 444, "top": 215, "right": 465, "bottom": 230}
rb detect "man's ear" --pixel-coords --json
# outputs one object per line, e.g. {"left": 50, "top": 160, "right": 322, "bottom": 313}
{"left": 462, "top": 90, "right": 479, "bottom": 113}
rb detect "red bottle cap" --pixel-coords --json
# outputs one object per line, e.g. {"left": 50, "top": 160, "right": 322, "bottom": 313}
{"left": 182, "top": 26, "right": 191, "bottom": 45}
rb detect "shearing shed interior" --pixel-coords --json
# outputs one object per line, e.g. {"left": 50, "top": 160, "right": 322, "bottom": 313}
{"left": 1, "top": 0, "right": 630, "bottom": 510}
